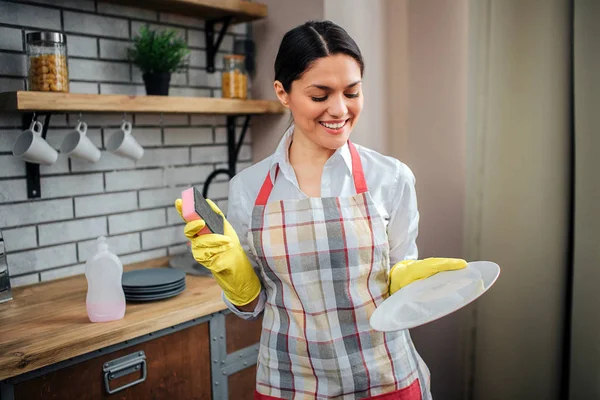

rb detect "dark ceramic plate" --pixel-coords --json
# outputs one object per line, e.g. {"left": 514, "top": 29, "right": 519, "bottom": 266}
{"left": 125, "top": 285, "right": 186, "bottom": 302}
{"left": 122, "top": 268, "right": 186, "bottom": 288}
{"left": 123, "top": 279, "right": 185, "bottom": 293}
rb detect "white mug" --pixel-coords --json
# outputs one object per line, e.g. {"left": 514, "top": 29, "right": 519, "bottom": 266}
{"left": 60, "top": 121, "right": 101, "bottom": 163}
{"left": 12, "top": 120, "right": 58, "bottom": 165}
{"left": 106, "top": 121, "right": 144, "bottom": 161}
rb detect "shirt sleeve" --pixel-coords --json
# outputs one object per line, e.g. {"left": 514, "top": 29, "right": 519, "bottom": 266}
{"left": 387, "top": 163, "right": 420, "bottom": 265}
{"left": 223, "top": 175, "right": 266, "bottom": 320}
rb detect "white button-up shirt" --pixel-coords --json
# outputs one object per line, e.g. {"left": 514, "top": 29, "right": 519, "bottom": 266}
{"left": 224, "top": 125, "right": 420, "bottom": 319}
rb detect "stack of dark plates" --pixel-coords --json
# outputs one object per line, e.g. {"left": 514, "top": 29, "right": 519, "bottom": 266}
{"left": 122, "top": 268, "right": 186, "bottom": 302}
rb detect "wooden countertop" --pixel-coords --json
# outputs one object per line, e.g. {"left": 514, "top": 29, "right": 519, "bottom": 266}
{"left": 0, "top": 257, "right": 228, "bottom": 381}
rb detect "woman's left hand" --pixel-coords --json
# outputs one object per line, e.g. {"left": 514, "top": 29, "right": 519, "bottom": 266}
{"left": 389, "top": 258, "right": 467, "bottom": 295}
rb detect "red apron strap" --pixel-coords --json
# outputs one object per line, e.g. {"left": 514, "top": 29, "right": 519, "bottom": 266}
{"left": 254, "top": 141, "right": 368, "bottom": 206}
{"left": 348, "top": 140, "right": 368, "bottom": 194}
{"left": 255, "top": 166, "right": 278, "bottom": 206}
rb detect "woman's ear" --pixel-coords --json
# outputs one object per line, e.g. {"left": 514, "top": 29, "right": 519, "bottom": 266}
{"left": 274, "top": 81, "right": 290, "bottom": 108}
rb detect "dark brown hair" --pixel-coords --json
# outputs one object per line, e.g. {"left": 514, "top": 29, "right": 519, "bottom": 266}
{"left": 274, "top": 20, "right": 364, "bottom": 92}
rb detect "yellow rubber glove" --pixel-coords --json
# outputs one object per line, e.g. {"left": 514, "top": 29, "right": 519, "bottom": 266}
{"left": 389, "top": 257, "right": 468, "bottom": 295}
{"left": 174, "top": 198, "right": 261, "bottom": 307}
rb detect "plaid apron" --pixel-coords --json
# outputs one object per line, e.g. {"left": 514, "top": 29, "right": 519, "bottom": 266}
{"left": 247, "top": 141, "right": 431, "bottom": 400}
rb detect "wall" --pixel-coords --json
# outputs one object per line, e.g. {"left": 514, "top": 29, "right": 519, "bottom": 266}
{"left": 386, "top": 1, "right": 470, "bottom": 399}
{"left": 0, "top": 0, "right": 255, "bottom": 286}
{"left": 569, "top": 0, "right": 600, "bottom": 398}
{"left": 324, "top": 0, "right": 388, "bottom": 155}
{"left": 250, "top": 0, "right": 321, "bottom": 162}
{"left": 465, "top": 0, "right": 570, "bottom": 399}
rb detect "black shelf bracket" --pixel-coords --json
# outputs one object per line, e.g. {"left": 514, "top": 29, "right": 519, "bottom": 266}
{"left": 205, "top": 17, "right": 233, "bottom": 73}
{"left": 202, "top": 115, "right": 251, "bottom": 198}
{"left": 21, "top": 112, "right": 52, "bottom": 199}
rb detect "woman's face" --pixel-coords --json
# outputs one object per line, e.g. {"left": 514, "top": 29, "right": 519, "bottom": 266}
{"left": 275, "top": 54, "right": 363, "bottom": 151}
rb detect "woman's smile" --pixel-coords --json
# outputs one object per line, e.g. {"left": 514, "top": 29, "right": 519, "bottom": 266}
{"left": 319, "top": 118, "right": 350, "bottom": 135}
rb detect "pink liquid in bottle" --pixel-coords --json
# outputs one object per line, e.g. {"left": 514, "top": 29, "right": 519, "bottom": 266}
{"left": 86, "top": 301, "right": 126, "bottom": 322}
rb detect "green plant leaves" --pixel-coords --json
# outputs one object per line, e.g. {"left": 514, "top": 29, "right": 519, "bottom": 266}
{"left": 128, "top": 25, "right": 191, "bottom": 74}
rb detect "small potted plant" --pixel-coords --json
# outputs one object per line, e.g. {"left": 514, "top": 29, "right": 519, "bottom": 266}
{"left": 128, "top": 25, "right": 190, "bottom": 96}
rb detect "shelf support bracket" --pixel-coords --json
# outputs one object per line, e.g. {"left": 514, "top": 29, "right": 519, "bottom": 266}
{"left": 202, "top": 115, "right": 250, "bottom": 198}
{"left": 22, "top": 112, "right": 52, "bottom": 199}
{"left": 205, "top": 17, "right": 233, "bottom": 73}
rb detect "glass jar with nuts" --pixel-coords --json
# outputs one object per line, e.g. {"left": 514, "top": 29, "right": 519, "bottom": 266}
{"left": 26, "top": 32, "right": 69, "bottom": 93}
{"left": 222, "top": 54, "right": 247, "bottom": 100}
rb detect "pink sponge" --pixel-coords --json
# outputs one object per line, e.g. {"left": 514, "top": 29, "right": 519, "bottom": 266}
{"left": 181, "top": 187, "right": 200, "bottom": 221}
{"left": 181, "top": 187, "right": 211, "bottom": 235}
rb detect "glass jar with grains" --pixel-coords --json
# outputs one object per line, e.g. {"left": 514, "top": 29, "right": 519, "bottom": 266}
{"left": 26, "top": 31, "right": 69, "bottom": 93}
{"left": 222, "top": 54, "right": 247, "bottom": 99}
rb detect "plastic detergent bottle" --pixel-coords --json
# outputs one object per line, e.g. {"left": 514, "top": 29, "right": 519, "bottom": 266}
{"left": 85, "top": 236, "right": 126, "bottom": 322}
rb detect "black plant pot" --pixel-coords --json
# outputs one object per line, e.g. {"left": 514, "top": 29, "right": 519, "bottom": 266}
{"left": 143, "top": 72, "right": 171, "bottom": 96}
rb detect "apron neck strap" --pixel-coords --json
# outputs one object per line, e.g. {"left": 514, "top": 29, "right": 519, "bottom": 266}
{"left": 348, "top": 140, "right": 368, "bottom": 194}
{"left": 255, "top": 166, "right": 278, "bottom": 206}
{"left": 255, "top": 140, "right": 367, "bottom": 206}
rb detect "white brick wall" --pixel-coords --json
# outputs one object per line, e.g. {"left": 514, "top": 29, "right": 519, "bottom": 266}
{"left": 164, "top": 127, "right": 212, "bottom": 146}
{"left": 9, "top": 244, "right": 77, "bottom": 275}
{"left": 0, "top": 27, "right": 23, "bottom": 51}
{"left": 0, "top": 2, "right": 61, "bottom": 30}
{"left": 108, "top": 209, "right": 165, "bottom": 235}
{"left": 96, "top": 2, "right": 157, "bottom": 21}
{"left": 68, "top": 35, "right": 98, "bottom": 58}
{"left": 78, "top": 232, "right": 141, "bottom": 261}
{"left": 0, "top": 0, "right": 255, "bottom": 286}
{"left": 74, "top": 192, "right": 138, "bottom": 217}
{"left": 68, "top": 59, "right": 130, "bottom": 82}
{"left": 63, "top": 11, "right": 129, "bottom": 38}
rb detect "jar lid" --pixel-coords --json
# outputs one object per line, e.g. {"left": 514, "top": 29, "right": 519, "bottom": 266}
{"left": 26, "top": 31, "right": 66, "bottom": 44}
{"left": 224, "top": 54, "right": 245, "bottom": 61}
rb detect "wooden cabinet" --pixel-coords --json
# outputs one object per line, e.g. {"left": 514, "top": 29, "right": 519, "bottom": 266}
{"left": 225, "top": 313, "right": 262, "bottom": 399}
{"left": 225, "top": 313, "right": 263, "bottom": 354}
{"left": 228, "top": 366, "right": 257, "bottom": 400}
{"left": 4, "top": 312, "right": 265, "bottom": 400}
{"left": 13, "top": 323, "right": 211, "bottom": 400}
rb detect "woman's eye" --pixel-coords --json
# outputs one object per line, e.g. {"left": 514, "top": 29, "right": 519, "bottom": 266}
{"left": 311, "top": 96, "right": 328, "bottom": 102}
{"left": 345, "top": 92, "right": 360, "bottom": 98}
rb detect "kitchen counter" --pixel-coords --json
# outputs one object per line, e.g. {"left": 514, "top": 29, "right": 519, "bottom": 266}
{"left": 0, "top": 257, "right": 228, "bottom": 381}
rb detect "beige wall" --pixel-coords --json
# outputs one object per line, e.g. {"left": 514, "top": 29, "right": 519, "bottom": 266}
{"left": 386, "top": 1, "right": 470, "bottom": 399}
{"left": 569, "top": 0, "right": 600, "bottom": 398}
{"left": 465, "top": 0, "right": 570, "bottom": 399}
{"left": 324, "top": 0, "right": 389, "bottom": 154}
{"left": 250, "top": 0, "right": 321, "bottom": 162}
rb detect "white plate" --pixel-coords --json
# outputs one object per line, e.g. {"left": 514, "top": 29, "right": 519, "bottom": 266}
{"left": 370, "top": 261, "right": 500, "bottom": 332}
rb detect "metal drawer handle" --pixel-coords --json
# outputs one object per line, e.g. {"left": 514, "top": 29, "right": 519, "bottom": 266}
{"left": 103, "top": 351, "right": 147, "bottom": 395}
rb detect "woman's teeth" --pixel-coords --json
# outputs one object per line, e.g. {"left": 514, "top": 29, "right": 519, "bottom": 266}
{"left": 320, "top": 120, "right": 346, "bottom": 129}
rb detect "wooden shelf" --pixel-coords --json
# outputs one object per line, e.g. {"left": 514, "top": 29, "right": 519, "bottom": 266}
{"left": 103, "top": 0, "right": 267, "bottom": 23}
{"left": 0, "top": 91, "right": 286, "bottom": 115}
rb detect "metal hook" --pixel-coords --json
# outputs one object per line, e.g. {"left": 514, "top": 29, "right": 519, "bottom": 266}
{"left": 77, "top": 112, "right": 83, "bottom": 124}
{"left": 31, "top": 112, "right": 37, "bottom": 123}
{"left": 122, "top": 112, "right": 128, "bottom": 124}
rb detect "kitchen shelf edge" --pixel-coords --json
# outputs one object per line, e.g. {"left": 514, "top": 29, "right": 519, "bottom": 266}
{"left": 0, "top": 91, "right": 286, "bottom": 115}
{"left": 103, "top": 0, "right": 268, "bottom": 23}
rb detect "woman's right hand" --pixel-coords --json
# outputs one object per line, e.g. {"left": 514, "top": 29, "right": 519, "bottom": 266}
{"left": 174, "top": 198, "right": 261, "bottom": 307}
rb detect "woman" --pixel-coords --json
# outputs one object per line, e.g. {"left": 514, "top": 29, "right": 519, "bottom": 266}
{"left": 176, "top": 20, "right": 465, "bottom": 399}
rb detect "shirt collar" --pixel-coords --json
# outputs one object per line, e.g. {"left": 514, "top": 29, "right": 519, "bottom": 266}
{"left": 269, "top": 124, "right": 353, "bottom": 181}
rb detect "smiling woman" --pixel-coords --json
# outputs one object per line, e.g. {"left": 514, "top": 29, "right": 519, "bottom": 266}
{"left": 173, "top": 19, "right": 466, "bottom": 400}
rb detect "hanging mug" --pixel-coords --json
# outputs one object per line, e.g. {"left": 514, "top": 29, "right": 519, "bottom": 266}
{"left": 106, "top": 121, "right": 144, "bottom": 161}
{"left": 60, "top": 121, "right": 101, "bottom": 162}
{"left": 12, "top": 120, "right": 58, "bottom": 165}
